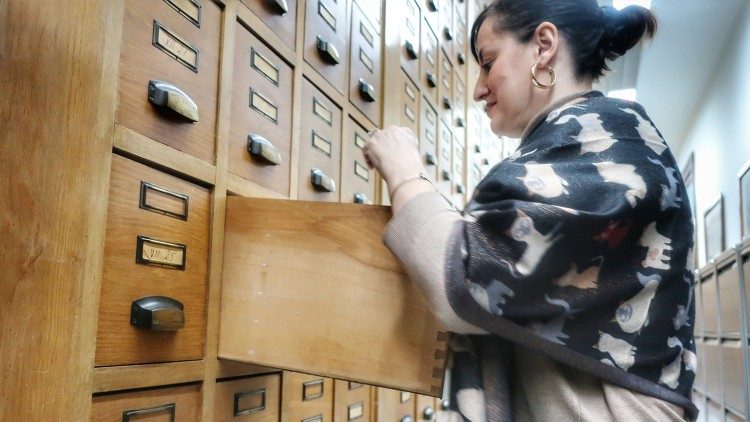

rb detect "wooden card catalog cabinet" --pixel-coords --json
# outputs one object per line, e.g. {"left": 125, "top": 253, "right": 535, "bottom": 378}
{"left": 219, "top": 198, "right": 448, "bottom": 395}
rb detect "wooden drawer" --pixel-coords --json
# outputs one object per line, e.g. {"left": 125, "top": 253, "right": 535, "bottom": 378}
{"left": 704, "top": 338, "right": 722, "bottom": 402}
{"left": 399, "top": 70, "right": 420, "bottom": 135}
{"left": 95, "top": 155, "right": 210, "bottom": 366}
{"left": 282, "top": 372, "right": 334, "bottom": 422}
{"left": 377, "top": 388, "right": 416, "bottom": 421}
{"left": 719, "top": 262, "right": 741, "bottom": 337}
{"left": 230, "top": 20, "right": 293, "bottom": 197}
{"left": 349, "top": 3, "right": 383, "bottom": 126}
{"left": 416, "top": 394, "right": 437, "bottom": 421}
{"left": 240, "top": 0, "right": 298, "bottom": 49}
{"left": 727, "top": 409, "right": 746, "bottom": 421}
{"left": 400, "top": 0, "right": 421, "bottom": 85}
{"left": 298, "top": 78, "right": 342, "bottom": 202}
{"left": 453, "top": 1, "right": 467, "bottom": 67}
{"left": 219, "top": 198, "right": 448, "bottom": 395}
{"left": 707, "top": 399, "right": 723, "bottom": 421}
{"left": 694, "top": 278, "right": 703, "bottom": 337}
{"left": 422, "top": 0, "right": 439, "bottom": 36}
{"left": 333, "top": 380, "right": 371, "bottom": 422}
{"left": 91, "top": 383, "right": 201, "bottom": 421}
{"left": 702, "top": 275, "right": 719, "bottom": 335}
{"left": 420, "top": 97, "right": 439, "bottom": 181}
{"left": 439, "top": 52, "right": 453, "bottom": 125}
{"left": 421, "top": 21, "right": 439, "bottom": 105}
{"left": 437, "top": 120, "right": 453, "bottom": 198}
{"left": 117, "top": 0, "right": 221, "bottom": 164}
{"left": 304, "top": 0, "right": 348, "bottom": 94}
{"left": 341, "top": 116, "right": 376, "bottom": 205}
{"left": 215, "top": 373, "right": 281, "bottom": 421}
{"left": 453, "top": 69, "right": 466, "bottom": 129}
{"left": 439, "top": 0, "right": 454, "bottom": 60}
{"left": 721, "top": 340, "right": 745, "bottom": 413}
{"left": 354, "top": 0, "right": 382, "bottom": 28}
{"left": 452, "top": 132, "right": 466, "bottom": 206}
{"left": 694, "top": 339, "right": 705, "bottom": 391}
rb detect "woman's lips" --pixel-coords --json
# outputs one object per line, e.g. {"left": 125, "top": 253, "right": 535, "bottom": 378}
{"left": 485, "top": 101, "right": 496, "bottom": 114}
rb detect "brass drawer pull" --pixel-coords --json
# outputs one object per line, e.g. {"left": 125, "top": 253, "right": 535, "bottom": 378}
{"left": 426, "top": 72, "right": 437, "bottom": 88}
{"left": 130, "top": 296, "right": 185, "bottom": 331}
{"left": 270, "top": 0, "right": 289, "bottom": 15}
{"left": 302, "top": 379, "right": 325, "bottom": 400}
{"left": 425, "top": 152, "right": 436, "bottom": 165}
{"left": 353, "top": 193, "right": 371, "bottom": 204}
{"left": 423, "top": 406, "right": 435, "bottom": 420}
{"left": 234, "top": 388, "right": 267, "bottom": 416}
{"left": 247, "top": 134, "right": 282, "bottom": 165}
{"left": 139, "top": 181, "right": 189, "bottom": 221}
{"left": 457, "top": 52, "right": 466, "bottom": 65}
{"left": 404, "top": 40, "right": 418, "bottom": 60}
{"left": 123, "top": 402, "right": 176, "bottom": 421}
{"left": 311, "top": 168, "right": 336, "bottom": 193}
{"left": 148, "top": 80, "right": 199, "bottom": 122}
{"left": 443, "top": 96, "right": 452, "bottom": 110}
{"left": 316, "top": 36, "right": 341, "bottom": 65}
{"left": 443, "top": 27, "right": 454, "bottom": 41}
{"left": 358, "top": 78, "right": 377, "bottom": 102}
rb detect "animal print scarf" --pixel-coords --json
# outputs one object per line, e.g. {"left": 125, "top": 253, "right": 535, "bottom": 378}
{"left": 444, "top": 91, "right": 697, "bottom": 420}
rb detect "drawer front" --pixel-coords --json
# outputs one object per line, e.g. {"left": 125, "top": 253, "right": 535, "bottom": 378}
{"left": 304, "top": 0, "right": 348, "bottom": 94}
{"left": 719, "top": 263, "right": 741, "bottom": 336}
{"left": 421, "top": 22, "right": 439, "bottom": 105}
{"left": 439, "top": 53, "right": 453, "bottom": 125}
{"left": 215, "top": 373, "right": 282, "bottom": 421}
{"left": 420, "top": 97, "right": 439, "bottom": 181}
{"left": 399, "top": 71, "right": 420, "bottom": 135}
{"left": 704, "top": 339, "right": 722, "bottom": 401}
{"left": 230, "top": 21, "right": 293, "bottom": 197}
{"left": 377, "top": 388, "right": 416, "bottom": 421}
{"left": 452, "top": 132, "right": 466, "bottom": 203}
{"left": 282, "top": 372, "right": 334, "bottom": 422}
{"left": 96, "top": 155, "right": 210, "bottom": 366}
{"left": 452, "top": 69, "right": 465, "bottom": 129}
{"left": 694, "top": 279, "right": 703, "bottom": 336}
{"left": 341, "top": 117, "right": 376, "bottom": 205}
{"left": 299, "top": 78, "right": 342, "bottom": 202}
{"left": 416, "top": 394, "right": 437, "bottom": 422}
{"left": 694, "top": 339, "right": 705, "bottom": 391}
{"left": 349, "top": 3, "right": 383, "bottom": 125}
{"left": 117, "top": 0, "right": 221, "bottom": 163}
{"left": 240, "top": 0, "right": 298, "bottom": 48}
{"left": 91, "top": 383, "right": 201, "bottom": 421}
{"left": 400, "top": 0, "right": 421, "bottom": 85}
{"left": 721, "top": 340, "right": 745, "bottom": 413}
{"left": 422, "top": 0, "right": 439, "bottom": 36}
{"left": 354, "top": 0, "right": 382, "bottom": 28}
{"left": 439, "top": 0, "right": 454, "bottom": 60}
{"left": 437, "top": 120, "right": 453, "bottom": 198}
{"left": 702, "top": 276, "right": 719, "bottom": 335}
{"left": 453, "top": 1, "right": 467, "bottom": 66}
{"left": 333, "top": 380, "right": 371, "bottom": 422}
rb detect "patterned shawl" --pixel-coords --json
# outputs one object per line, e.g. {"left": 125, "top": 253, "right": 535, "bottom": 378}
{"left": 444, "top": 91, "right": 697, "bottom": 420}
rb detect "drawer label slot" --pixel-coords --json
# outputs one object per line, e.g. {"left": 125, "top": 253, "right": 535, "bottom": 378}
{"left": 318, "top": 1, "right": 337, "bottom": 31}
{"left": 163, "top": 0, "right": 201, "bottom": 27}
{"left": 123, "top": 403, "right": 176, "bottom": 422}
{"left": 359, "top": 22, "right": 374, "bottom": 47}
{"left": 354, "top": 161, "right": 369, "bottom": 181}
{"left": 251, "top": 48, "right": 280, "bottom": 85}
{"left": 136, "top": 236, "right": 187, "bottom": 270}
{"left": 313, "top": 98, "right": 333, "bottom": 126}
{"left": 152, "top": 21, "right": 199, "bottom": 72}
{"left": 348, "top": 402, "right": 364, "bottom": 420}
{"left": 234, "top": 388, "right": 267, "bottom": 416}
{"left": 303, "top": 379, "right": 325, "bottom": 400}
{"left": 404, "top": 105, "right": 415, "bottom": 122}
{"left": 354, "top": 132, "right": 366, "bottom": 149}
{"left": 250, "top": 89, "right": 279, "bottom": 123}
{"left": 359, "top": 48, "right": 373, "bottom": 72}
{"left": 312, "top": 131, "right": 332, "bottom": 157}
{"left": 139, "top": 181, "right": 189, "bottom": 221}
{"left": 404, "top": 83, "right": 416, "bottom": 101}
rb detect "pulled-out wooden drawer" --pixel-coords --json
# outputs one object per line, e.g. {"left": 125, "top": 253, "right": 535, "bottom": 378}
{"left": 219, "top": 198, "right": 448, "bottom": 395}
{"left": 91, "top": 383, "right": 201, "bottom": 421}
{"left": 304, "top": 0, "right": 348, "bottom": 94}
{"left": 377, "top": 388, "right": 416, "bottom": 421}
{"left": 298, "top": 78, "right": 342, "bottom": 202}
{"left": 282, "top": 372, "right": 334, "bottom": 422}
{"left": 240, "top": 0, "right": 298, "bottom": 49}
{"left": 96, "top": 154, "right": 210, "bottom": 366}
{"left": 230, "top": 20, "right": 293, "bottom": 197}
{"left": 349, "top": 2, "right": 383, "bottom": 126}
{"left": 215, "top": 373, "right": 281, "bottom": 421}
{"left": 340, "top": 116, "right": 376, "bottom": 205}
{"left": 117, "top": 0, "right": 221, "bottom": 163}
{"left": 333, "top": 380, "right": 371, "bottom": 422}
{"left": 420, "top": 97, "right": 439, "bottom": 181}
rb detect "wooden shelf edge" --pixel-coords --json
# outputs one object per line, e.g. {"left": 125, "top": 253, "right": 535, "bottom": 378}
{"left": 93, "top": 360, "right": 205, "bottom": 394}
{"left": 226, "top": 172, "right": 289, "bottom": 199}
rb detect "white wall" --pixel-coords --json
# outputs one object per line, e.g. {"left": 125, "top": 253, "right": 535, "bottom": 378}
{"left": 673, "top": 3, "right": 750, "bottom": 266}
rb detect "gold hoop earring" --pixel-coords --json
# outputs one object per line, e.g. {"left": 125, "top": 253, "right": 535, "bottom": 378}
{"left": 531, "top": 62, "right": 556, "bottom": 89}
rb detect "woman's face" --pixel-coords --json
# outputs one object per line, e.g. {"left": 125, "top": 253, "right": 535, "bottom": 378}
{"left": 472, "top": 18, "right": 539, "bottom": 137}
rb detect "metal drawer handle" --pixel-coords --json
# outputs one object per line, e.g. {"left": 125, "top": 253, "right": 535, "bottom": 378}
{"left": 443, "top": 96, "right": 453, "bottom": 110}
{"left": 234, "top": 388, "right": 267, "bottom": 416}
{"left": 353, "top": 193, "right": 371, "bottom": 204}
{"left": 123, "top": 403, "right": 175, "bottom": 422}
{"left": 475, "top": 144, "right": 481, "bottom": 153}
{"left": 248, "top": 134, "right": 282, "bottom": 165}
{"left": 441, "top": 399, "right": 450, "bottom": 410}
{"left": 130, "top": 296, "right": 185, "bottom": 331}
{"left": 427, "top": 0, "right": 438, "bottom": 12}
{"left": 269, "top": 0, "right": 289, "bottom": 14}
{"left": 311, "top": 168, "right": 336, "bottom": 192}
{"left": 456, "top": 184, "right": 465, "bottom": 194}
{"left": 358, "top": 78, "right": 377, "bottom": 102}
{"left": 316, "top": 36, "right": 341, "bottom": 64}
{"left": 148, "top": 80, "right": 199, "bottom": 122}
{"left": 456, "top": 117, "right": 465, "bottom": 128}
{"left": 400, "top": 416, "right": 413, "bottom": 422}
{"left": 457, "top": 52, "right": 466, "bottom": 65}
{"left": 444, "top": 27, "right": 454, "bottom": 41}
{"left": 404, "top": 40, "right": 418, "bottom": 60}
{"left": 425, "top": 152, "right": 436, "bottom": 165}
{"left": 426, "top": 72, "right": 437, "bottom": 88}
{"left": 423, "top": 406, "right": 435, "bottom": 420}
{"left": 442, "top": 169, "right": 452, "bottom": 181}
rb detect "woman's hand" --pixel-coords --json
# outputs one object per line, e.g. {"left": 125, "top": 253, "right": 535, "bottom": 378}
{"left": 362, "top": 124, "right": 425, "bottom": 186}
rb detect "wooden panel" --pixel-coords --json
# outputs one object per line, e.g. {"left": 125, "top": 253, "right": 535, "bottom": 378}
{"left": 304, "top": 0, "right": 348, "bottom": 94}
{"left": 721, "top": 340, "right": 745, "bottom": 414}
{"left": 420, "top": 97, "right": 439, "bottom": 181}
{"left": 215, "top": 373, "right": 281, "bottom": 421}
{"left": 219, "top": 197, "right": 448, "bottom": 394}
{"left": 704, "top": 339, "right": 722, "bottom": 402}
{"left": 421, "top": 22, "right": 440, "bottom": 106}
{"left": 93, "top": 360, "right": 204, "bottom": 393}
{"left": 377, "top": 388, "right": 416, "bottom": 421}
{"left": 298, "top": 78, "right": 342, "bottom": 202}
{"left": 91, "top": 384, "right": 201, "bottom": 421}
{"left": 0, "top": 1, "right": 121, "bottom": 419}
{"left": 282, "top": 372, "right": 334, "bottom": 422}
{"left": 400, "top": 0, "right": 421, "bottom": 85}
{"left": 416, "top": 394, "right": 437, "bottom": 421}
{"left": 702, "top": 275, "right": 719, "bottom": 335}
{"left": 719, "top": 261, "right": 741, "bottom": 337}
{"left": 239, "top": 0, "right": 298, "bottom": 48}
{"left": 341, "top": 117, "right": 376, "bottom": 205}
{"left": 96, "top": 154, "right": 210, "bottom": 366}
{"left": 216, "top": 359, "right": 278, "bottom": 379}
{"left": 349, "top": 3, "right": 383, "bottom": 126}
{"left": 229, "top": 20, "right": 293, "bottom": 197}
{"left": 117, "top": 0, "right": 221, "bottom": 163}
{"left": 333, "top": 380, "right": 371, "bottom": 422}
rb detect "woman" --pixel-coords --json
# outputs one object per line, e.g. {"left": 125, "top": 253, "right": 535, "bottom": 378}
{"left": 363, "top": 0, "right": 696, "bottom": 420}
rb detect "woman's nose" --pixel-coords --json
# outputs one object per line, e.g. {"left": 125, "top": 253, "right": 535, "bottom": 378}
{"left": 473, "top": 78, "right": 488, "bottom": 102}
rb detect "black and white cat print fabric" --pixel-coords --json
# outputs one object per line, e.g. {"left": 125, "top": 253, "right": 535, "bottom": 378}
{"left": 443, "top": 91, "right": 697, "bottom": 420}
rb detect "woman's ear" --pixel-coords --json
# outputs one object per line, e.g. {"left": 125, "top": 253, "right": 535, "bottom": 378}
{"left": 533, "top": 22, "right": 559, "bottom": 66}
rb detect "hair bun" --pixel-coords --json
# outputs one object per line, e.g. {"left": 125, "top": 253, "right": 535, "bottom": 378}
{"left": 599, "top": 5, "right": 657, "bottom": 60}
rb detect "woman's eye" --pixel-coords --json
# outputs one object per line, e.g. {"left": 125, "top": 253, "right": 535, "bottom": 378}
{"left": 481, "top": 61, "right": 493, "bottom": 72}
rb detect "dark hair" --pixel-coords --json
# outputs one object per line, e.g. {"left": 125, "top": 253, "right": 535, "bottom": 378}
{"left": 470, "top": 0, "right": 657, "bottom": 81}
